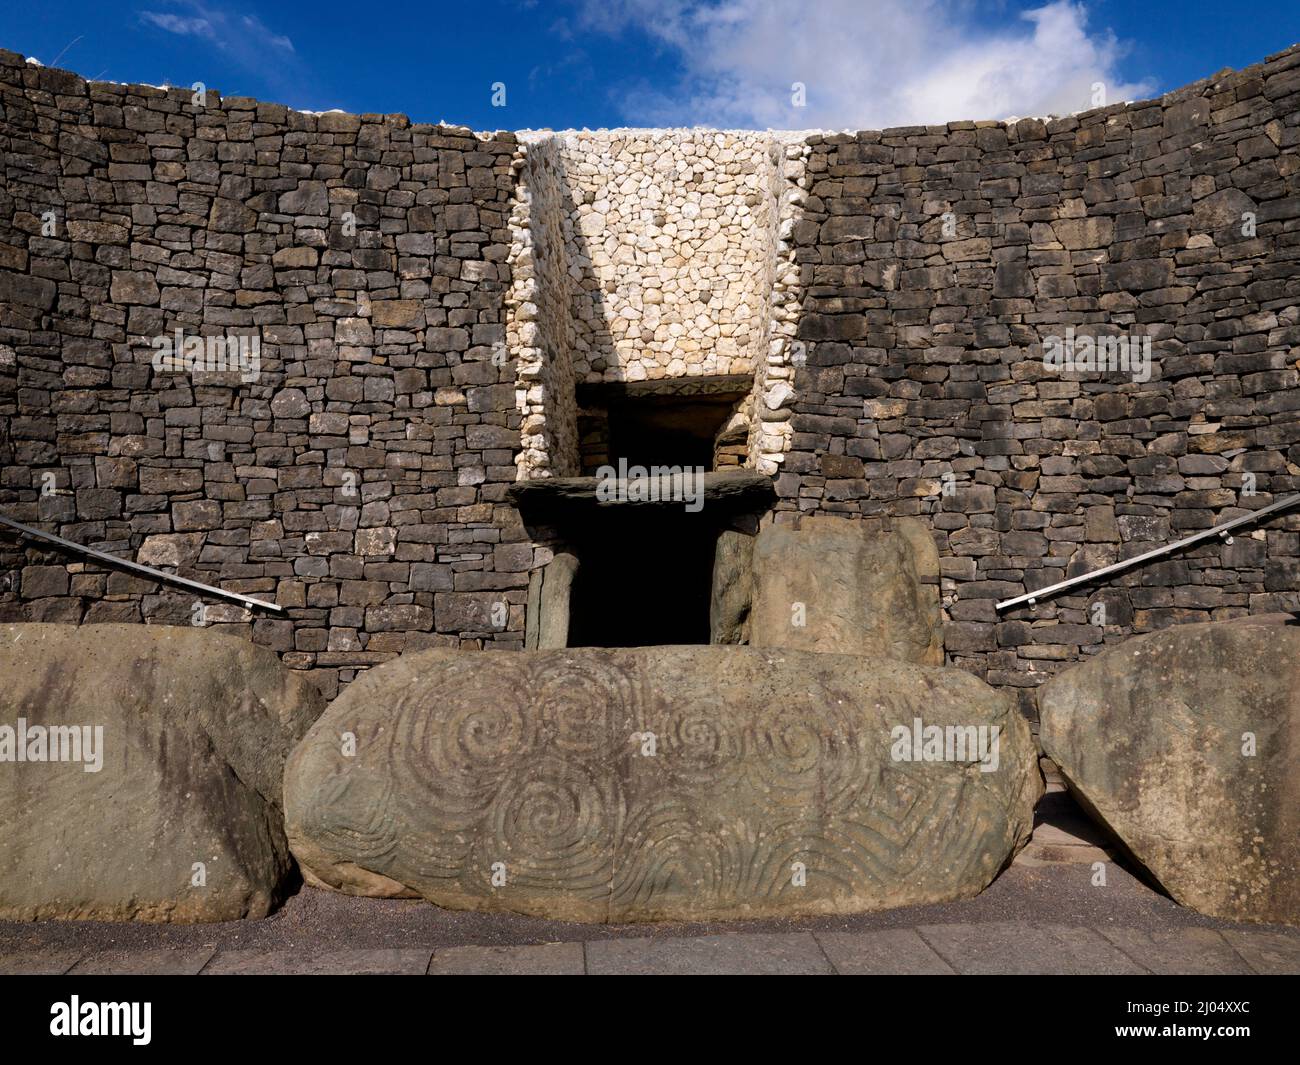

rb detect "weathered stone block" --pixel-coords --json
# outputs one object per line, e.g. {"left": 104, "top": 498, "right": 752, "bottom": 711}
{"left": 285, "top": 646, "right": 1040, "bottom": 922}
{"left": 1040, "top": 621, "right": 1300, "bottom": 925}
{"left": 710, "top": 530, "right": 753, "bottom": 644}
{"left": 748, "top": 515, "right": 943, "bottom": 666}
{"left": 0, "top": 624, "right": 324, "bottom": 921}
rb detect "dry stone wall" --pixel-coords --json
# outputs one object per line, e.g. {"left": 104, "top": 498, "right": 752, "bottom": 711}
{"left": 0, "top": 49, "right": 527, "bottom": 699}
{"left": 780, "top": 45, "right": 1300, "bottom": 715}
{"left": 2, "top": 43, "right": 1299, "bottom": 716}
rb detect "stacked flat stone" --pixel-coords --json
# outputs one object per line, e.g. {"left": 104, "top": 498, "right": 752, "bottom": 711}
{"left": 780, "top": 48, "right": 1300, "bottom": 717}
{"left": 2, "top": 44, "right": 1299, "bottom": 717}
{"left": 0, "top": 50, "right": 529, "bottom": 700}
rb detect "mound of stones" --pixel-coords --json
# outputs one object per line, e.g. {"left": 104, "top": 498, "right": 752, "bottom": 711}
{"left": 711, "top": 515, "right": 943, "bottom": 665}
{"left": 285, "top": 645, "right": 1040, "bottom": 922}
{"left": 1040, "top": 618, "right": 1299, "bottom": 926}
{"left": 0, "top": 623, "right": 324, "bottom": 922}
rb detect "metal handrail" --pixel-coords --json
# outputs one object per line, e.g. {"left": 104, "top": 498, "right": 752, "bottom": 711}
{"left": 0, "top": 513, "right": 285, "bottom": 614}
{"left": 995, "top": 492, "right": 1300, "bottom": 612}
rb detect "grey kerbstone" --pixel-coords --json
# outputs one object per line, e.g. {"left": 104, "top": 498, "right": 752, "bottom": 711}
{"left": 0, "top": 623, "right": 325, "bottom": 922}
{"left": 1040, "top": 621, "right": 1300, "bottom": 926}
{"left": 285, "top": 645, "right": 1039, "bottom": 922}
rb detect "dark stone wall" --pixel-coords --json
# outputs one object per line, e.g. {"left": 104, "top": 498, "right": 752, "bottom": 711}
{"left": 782, "top": 45, "right": 1300, "bottom": 716}
{"left": 0, "top": 50, "right": 526, "bottom": 700}
{"left": 2, "top": 43, "right": 1299, "bottom": 715}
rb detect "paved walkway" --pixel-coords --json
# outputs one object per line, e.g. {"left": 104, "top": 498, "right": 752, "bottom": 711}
{"left": 3, "top": 788, "right": 1297, "bottom": 975}
{"left": 3, "top": 921, "right": 1298, "bottom": 975}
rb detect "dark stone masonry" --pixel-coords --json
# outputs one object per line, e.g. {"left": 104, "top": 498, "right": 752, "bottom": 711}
{"left": 2, "top": 43, "right": 1299, "bottom": 718}
{"left": 0, "top": 50, "right": 525, "bottom": 701}
{"left": 781, "top": 48, "right": 1300, "bottom": 716}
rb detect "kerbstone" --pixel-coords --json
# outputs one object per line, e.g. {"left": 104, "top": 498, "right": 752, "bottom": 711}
{"left": 285, "top": 645, "right": 1040, "bottom": 922}
{"left": 0, "top": 623, "right": 325, "bottom": 922}
{"left": 1040, "top": 621, "right": 1300, "bottom": 926}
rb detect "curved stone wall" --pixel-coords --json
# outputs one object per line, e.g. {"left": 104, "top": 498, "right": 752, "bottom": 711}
{"left": 1, "top": 43, "right": 1298, "bottom": 713}
{"left": 779, "top": 45, "right": 1300, "bottom": 713}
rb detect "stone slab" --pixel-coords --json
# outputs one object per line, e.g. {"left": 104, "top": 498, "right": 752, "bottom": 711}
{"left": 0, "top": 950, "right": 83, "bottom": 975}
{"left": 916, "top": 922, "right": 1148, "bottom": 975}
{"left": 816, "top": 929, "right": 956, "bottom": 974}
{"left": 585, "top": 932, "right": 833, "bottom": 975}
{"left": 427, "top": 941, "right": 585, "bottom": 975}
{"left": 1219, "top": 929, "right": 1300, "bottom": 975}
{"left": 202, "top": 948, "right": 432, "bottom": 975}
{"left": 1095, "top": 927, "right": 1251, "bottom": 975}
{"left": 69, "top": 947, "right": 218, "bottom": 975}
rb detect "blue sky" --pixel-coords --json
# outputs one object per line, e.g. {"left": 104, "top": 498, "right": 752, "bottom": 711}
{"left": 5, "top": 1, "right": 1300, "bottom": 130}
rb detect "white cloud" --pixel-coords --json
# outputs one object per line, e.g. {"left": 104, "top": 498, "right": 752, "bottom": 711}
{"left": 139, "top": 3, "right": 294, "bottom": 55}
{"left": 139, "top": 13, "right": 215, "bottom": 40}
{"left": 579, "top": 0, "right": 1156, "bottom": 129}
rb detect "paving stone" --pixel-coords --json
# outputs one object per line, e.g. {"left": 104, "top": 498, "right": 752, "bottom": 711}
{"left": 916, "top": 922, "right": 1148, "bottom": 975}
{"left": 427, "top": 942, "right": 584, "bottom": 975}
{"left": 203, "top": 949, "right": 432, "bottom": 975}
{"left": 584, "top": 933, "right": 833, "bottom": 975}
{"left": 816, "top": 929, "right": 956, "bottom": 974}
{"left": 69, "top": 947, "right": 218, "bottom": 975}
{"left": 0, "top": 950, "right": 83, "bottom": 975}
{"left": 1095, "top": 927, "right": 1252, "bottom": 974}
{"left": 1219, "top": 930, "right": 1300, "bottom": 975}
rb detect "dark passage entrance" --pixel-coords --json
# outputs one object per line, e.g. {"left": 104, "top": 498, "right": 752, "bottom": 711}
{"left": 605, "top": 394, "right": 741, "bottom": 470}
{"left": 566, "top": 508, "right": 719, "bottom": 647}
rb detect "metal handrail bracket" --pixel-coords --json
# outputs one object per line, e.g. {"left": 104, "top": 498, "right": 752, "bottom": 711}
{"left": 0, "top": 514, "right": 285, "bottom": 614}
{"left": 996, "top": 492, "right": 1300, "bottom": 612}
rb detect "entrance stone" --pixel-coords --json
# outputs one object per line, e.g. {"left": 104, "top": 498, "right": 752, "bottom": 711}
{"left": 285, "top": 645, "right": 1039, "bottom": 922}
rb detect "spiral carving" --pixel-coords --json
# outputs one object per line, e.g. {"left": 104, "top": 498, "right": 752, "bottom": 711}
{"left": 286, "top": 646, "right": 1036, "bottom": 922}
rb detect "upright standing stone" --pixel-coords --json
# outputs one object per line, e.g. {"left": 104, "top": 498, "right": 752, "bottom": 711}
{"left": 709, "top": 529, "right": 754, "bottom": 644}
{"left": 747, "top": 515, "right": 943, "bottom": 665}
{"left": 525, "top": 553, "right": 579, "bottom": 650}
